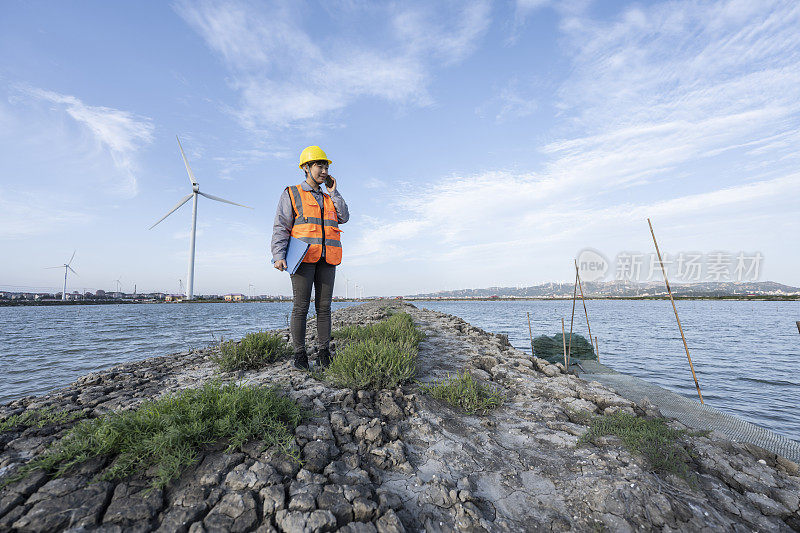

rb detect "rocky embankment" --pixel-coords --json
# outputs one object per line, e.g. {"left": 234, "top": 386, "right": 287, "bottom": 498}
{"left": 0, "top": 301, "right": 798, "bottom": 532}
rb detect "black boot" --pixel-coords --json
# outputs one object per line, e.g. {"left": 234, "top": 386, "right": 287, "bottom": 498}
{"left": 317, "top": 347, "right": 331, "bottom": 368}
{"left": 293, "top": 349, "right": 309, "bottom": 370}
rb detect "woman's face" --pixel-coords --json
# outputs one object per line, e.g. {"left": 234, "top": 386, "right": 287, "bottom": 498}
{"left": 307, "top": 160, "right": 329, "bottom": 183}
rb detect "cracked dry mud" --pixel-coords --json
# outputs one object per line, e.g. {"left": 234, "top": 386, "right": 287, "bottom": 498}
{"left": 0, "top": 300, "right": 798, "bottom": 532}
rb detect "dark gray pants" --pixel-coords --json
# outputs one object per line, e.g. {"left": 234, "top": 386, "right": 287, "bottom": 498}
{"left": 290, "top": 259, "right": 336, "bottom": 353}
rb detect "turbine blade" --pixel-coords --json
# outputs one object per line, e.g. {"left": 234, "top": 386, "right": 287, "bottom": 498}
{"left": 176, "top": 136, "right": 197, "bottom": 186}
{"left": 68, "top": 266, "right": 78, "bottom": 276}
{"left": 198, "top": 191, "right": 252, "bottom": 209}
{"left": 149, "top": 194, "right": 193, "bottom": 230}
{"left": 67, "top": 250, "right": 76, "bottom": 266}
{"left": 44, "top": 266, "right": 63, "bottom": 269}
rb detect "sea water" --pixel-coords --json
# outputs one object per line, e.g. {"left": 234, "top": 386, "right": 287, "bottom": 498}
{"left": 0, "top": 299, "right": 797, "bottom": 442}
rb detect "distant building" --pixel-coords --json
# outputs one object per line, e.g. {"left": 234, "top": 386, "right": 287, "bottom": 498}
{"left": 165, "top": 295, "right": 183, "bottom": 302}
{"left": 224, "top": 294, "right": 245, "bottom": 302}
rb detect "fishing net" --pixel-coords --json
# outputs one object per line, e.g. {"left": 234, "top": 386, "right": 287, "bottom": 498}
{"left": 533, "top": 333, "right": 596, "bottom": 364}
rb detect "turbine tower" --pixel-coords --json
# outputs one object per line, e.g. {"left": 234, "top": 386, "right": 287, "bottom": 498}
{"left": 46, "top": 251, "right": 77, "bottom": 301}
{"left": 150, "top": 136, "right": 251, "bottom": 300}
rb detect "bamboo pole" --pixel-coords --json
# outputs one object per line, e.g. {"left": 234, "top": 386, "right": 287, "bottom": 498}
{"left": 648, "top": 218, "right": 704, "bottom": 404}
{"left": 574, "top": 259, "right": 594, "bottom": 354}
{"left": 568, "top": 269, "right": 578, "bottom": 366}
{"left": 527, "top": 312, "right": 534, "bottom": 356}
{"left": 594, "top": 336, "right": 600, "bottom": 362}
{"left": 561, "top": 318, "right": 568, "bottom": 368}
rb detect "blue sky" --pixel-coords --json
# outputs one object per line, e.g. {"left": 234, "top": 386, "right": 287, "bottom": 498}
{"left": 1, "top": 0, "right": 798, "bottom": 297}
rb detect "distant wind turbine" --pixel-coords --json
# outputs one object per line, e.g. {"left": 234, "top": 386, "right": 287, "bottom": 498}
{"left": 114, "top": 277, "right": 123, "bottom": 297}
{"left": 150, "top": 136, "right": 251, "bottom": 300}
{"left": 46, "top": 251, "right": 77, "bottom": 301}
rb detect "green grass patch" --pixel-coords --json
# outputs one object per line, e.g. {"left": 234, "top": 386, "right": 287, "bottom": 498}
{"left": 326, "top": 312, "right": 423, "bottom": 390}
{"left": 4, "top": 381, "right": 304, "bottom": 490}
{"left": 0, "top": 407, "right": 84, "bottom": 433}
{"left": 214, "top": 330, "right": 293, "bottom": 372}
{"left": 332, "top": 312, "right": 425, "bottom": 345}
{"left": 579, "top": 412, "right": 697, "bottom": 483}
{"left": 418, "top": 371, "right": 504, "bottom": 415}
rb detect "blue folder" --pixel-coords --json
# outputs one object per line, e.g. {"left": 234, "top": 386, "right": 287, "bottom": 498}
{"left": 285, "top": 236, "right": 310, "bottom": 274}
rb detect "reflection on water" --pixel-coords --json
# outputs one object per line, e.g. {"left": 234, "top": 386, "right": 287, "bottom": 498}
{"left": 1, "top": 299, "right": 798, "bottom": 443}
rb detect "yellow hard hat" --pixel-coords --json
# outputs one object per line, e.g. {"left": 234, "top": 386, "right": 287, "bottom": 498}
{"left": 299, "top": 146, "right": 332, "bottom": 169}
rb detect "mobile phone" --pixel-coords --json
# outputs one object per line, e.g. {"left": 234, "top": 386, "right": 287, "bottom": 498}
{"left": 325, "top": 175, "right": 334, "bottom": 188}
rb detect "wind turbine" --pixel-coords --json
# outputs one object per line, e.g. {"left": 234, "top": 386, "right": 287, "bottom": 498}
{"left": 114, "top": 277, "right": 123, "bottom": 297}
{"left": 46, "top": 251, "right": 77, "bottom": 301}
{"left": 150, "top": 136, "right": 251, "bottom": 300}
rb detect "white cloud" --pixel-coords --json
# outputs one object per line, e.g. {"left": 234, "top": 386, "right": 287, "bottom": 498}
{"left": 348, "top": 0, "right": 800, "bottom": 279}
{"left": 477, "top": 77, "right": 538, "bottom": 122}
{"left": 531, "top": 0, "right": 800, "bottom": 198}
{"left": 23, "top": 87, "right": 154, "bottom": 197}
{"left": 510, "top": 0, "right": 588, "bottom": 42}
{"left": 347, "top": 169, "right": 799, "bottom": 269}
{"left": 364, "top": 177, "right": 386, "bottom": 189}
{"left": 390, "top": 2, "right": 491, "bottom": 66}
{"left": 175, "top": 0, "right": 490, "bottom": 130}
{"left": 0, "top": 189, "right": 93, "bottom": 239}
{"left": 557, "top": 1, "right": 800, "bottom": 122}
{"left": 643, "top": 173, "right": 800, "bottom": 218}
{"left": 214, "top": 147, "right": 292, "bottom": 180}
{"left": 516, "top": 0, "right": 550, "bottom": 11}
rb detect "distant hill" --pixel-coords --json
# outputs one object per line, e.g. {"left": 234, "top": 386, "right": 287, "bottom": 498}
{"left": 409, "top": 281, "right": 800, "bottom": 299}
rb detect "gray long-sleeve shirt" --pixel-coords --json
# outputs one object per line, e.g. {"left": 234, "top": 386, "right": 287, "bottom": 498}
{"left": 271, "top": 181, "right": 349, "bottom": 262}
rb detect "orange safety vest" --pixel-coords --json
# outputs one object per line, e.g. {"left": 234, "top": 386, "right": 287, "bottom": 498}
{"left": 287, "top": 184, "right": 342, "bottom": 265}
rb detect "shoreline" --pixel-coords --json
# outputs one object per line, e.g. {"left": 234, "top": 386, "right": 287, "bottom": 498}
{"left": 408, "top": 295, "right": 800, "bottom": 301}
{"left": 2, "top": 294, "right": 798, "bottom": 307}
{"left": 574, "top": 359, "right": 800, "bottom": 463}
{"left": 1, "top": 301, "right": 798, "bottom": 531}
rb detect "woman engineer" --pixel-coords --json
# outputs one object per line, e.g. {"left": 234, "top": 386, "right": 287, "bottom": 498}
{"left": 271, "top": 146, "right": 349, "bottom": 370}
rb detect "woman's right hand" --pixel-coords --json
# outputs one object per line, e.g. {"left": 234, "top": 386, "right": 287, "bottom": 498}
{"left": 274, "top": 259, "right": 287, "bottom": 271}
